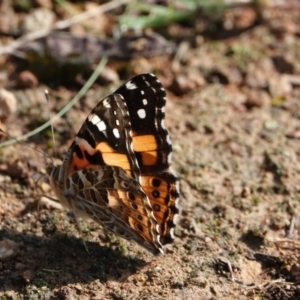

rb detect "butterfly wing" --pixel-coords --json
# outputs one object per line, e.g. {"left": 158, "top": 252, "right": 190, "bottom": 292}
{"left": 61, "top": 94, "right": 140, "bottom": 182}
{"left": 115, "top": 74, "right": 180, "bottom": 245}
{"left": 65, "top": 166, "right": 163, "bottom": 254}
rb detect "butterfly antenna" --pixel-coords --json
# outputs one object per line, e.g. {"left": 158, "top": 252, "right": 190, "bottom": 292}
{"left": 45, "top": 90, "right": 57, "bottom": 159}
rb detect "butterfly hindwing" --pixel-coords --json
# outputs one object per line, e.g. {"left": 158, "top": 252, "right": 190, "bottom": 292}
{"left": 65, "top": 166, "right": 162, "bottom": 253}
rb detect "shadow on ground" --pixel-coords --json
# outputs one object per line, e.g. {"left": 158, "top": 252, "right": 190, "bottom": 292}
{"left": 0, "top": 228, "right": 146, "bottom": 293}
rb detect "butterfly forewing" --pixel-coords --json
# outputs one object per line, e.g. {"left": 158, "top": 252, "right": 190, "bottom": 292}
{"left": 61, "top": 94, "right": 140, "bottom": 182}
{"left": 115, "top": 74, "right": 171, "bottom": 173}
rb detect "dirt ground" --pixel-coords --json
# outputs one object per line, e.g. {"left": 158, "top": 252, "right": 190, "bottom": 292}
{"left": 1, "top": 1, "right": 300, "bottom": 299}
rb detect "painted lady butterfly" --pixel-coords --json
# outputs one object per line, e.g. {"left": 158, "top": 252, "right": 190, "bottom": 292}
{"left": 48, "top": 73, "right": 180, "bottom": 254}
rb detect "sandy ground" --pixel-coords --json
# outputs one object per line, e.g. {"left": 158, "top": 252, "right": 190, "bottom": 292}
{"left": 1, "top": 2, "right": 300, "bottom": 300}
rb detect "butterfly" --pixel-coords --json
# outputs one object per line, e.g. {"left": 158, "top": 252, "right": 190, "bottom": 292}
{"left": 48, "top": 73, "right": 180, "bottom": 254}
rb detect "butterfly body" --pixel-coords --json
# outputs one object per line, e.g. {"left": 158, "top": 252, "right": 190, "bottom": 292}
{"left": 49, "top": 73, "right": 179, "bottom": 254}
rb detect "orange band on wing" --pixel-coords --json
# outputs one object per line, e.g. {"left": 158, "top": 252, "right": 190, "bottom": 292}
{"left": 96, "top": 142, "right": 114, "bottom": 152}
{"left": 102, "top": 153, "right": 130, "bottom": 170}
{"left": 71, "top": 156, "right": 91, "bottom": 171}
{"left": 96, "top": 142, "right": 131, "bottom": 170}
{"left": 132, "top": 135, "right": 157, "bottom": 152}
{"left": 141, "top": 151, "right": 157, "bottom": 166}
{"left": 71, "top": 142, "right": 131, "bottom": 174}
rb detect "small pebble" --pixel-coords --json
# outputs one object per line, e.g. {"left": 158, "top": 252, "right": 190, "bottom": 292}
{"left": 22, "top": 270, "right": 33, "bottom": 283}
{"left": 20, "top": 8, "right": 55, "bottom": 34}
{"left": 0, "top": 239, "right": 20, "bottom": 262}
{"left": 56, "top": 286, "right": 73, "bottom": 300}
{"left": 0, "top": 89, "right": 17, "bottom": 122}
{"left": 17, "top": 70, "right": 39, "bottom": 89}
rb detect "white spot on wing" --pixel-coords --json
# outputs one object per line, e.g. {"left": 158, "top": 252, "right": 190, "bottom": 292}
{"left": 88, "top": 114, "right": 100, "bottom": 124}
{"left": 102, "top": 98, "right": 111, "bottom": 108}
{"left": 88, "top": 114, "right": 106, "bottom": 131}
{"left": 166, "top": 134, "right": 172, "bottom": 145}
{"left": 137, "top": 108, "right": 146, "bottom": 119}
{"left": 169, "top": 228, "right": 175, "bottom": 238}
{"left": 170, "top": 168, "right": 179, "bottom": 196}
{"left": 126, "top": 81, "right": 137, "bottom": 90}
{"left": 116, "top": 119, "right": 120, "bottom": 126}
{"left": 167, "top": 152, "right": 172, "bottom": 164}
{"left": 113, "top": 128, "right": 120, "bottom": 138}
{"left": 97, "top": 121, "right": 106, "bottom": 131}
{"left": 141, "top": 90, "right": 145, "bottom": 95}
{"left": 142, "top": 99, "right": 148, "bottom": 105}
